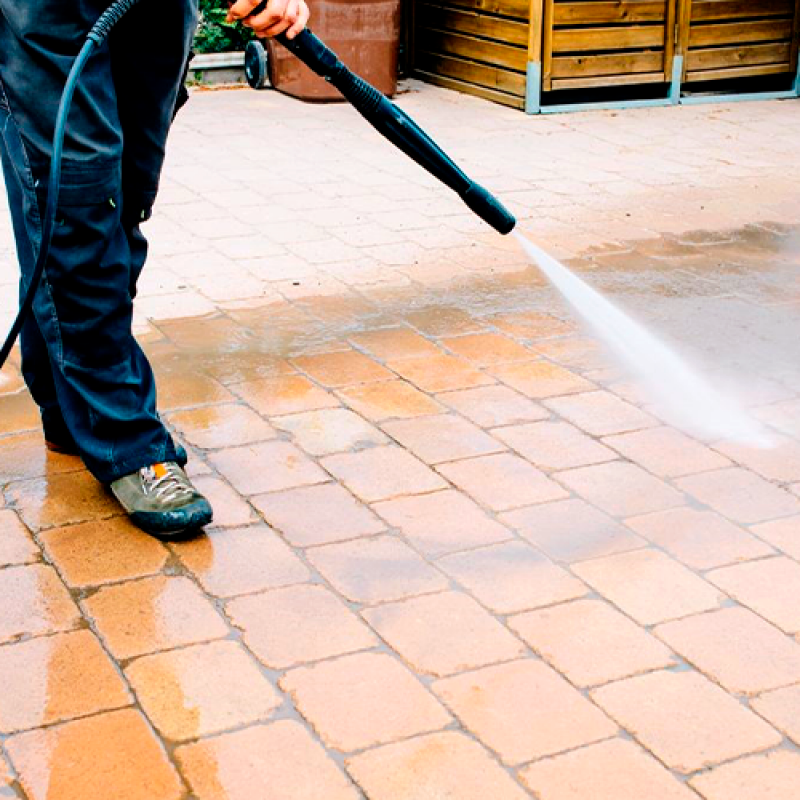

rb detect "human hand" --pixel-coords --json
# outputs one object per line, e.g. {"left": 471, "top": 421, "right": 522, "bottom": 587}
{"left": 226, "top": 0, "right": 310, "bottom": 40}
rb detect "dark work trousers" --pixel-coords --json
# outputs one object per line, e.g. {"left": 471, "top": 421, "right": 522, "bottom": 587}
{"left": 0, "top": 1, "right": 198, "bottom": 483}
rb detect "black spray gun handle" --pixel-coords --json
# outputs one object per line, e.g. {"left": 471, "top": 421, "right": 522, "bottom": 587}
{"left": 268, "top": 26, "right": 516, "bottom": 235}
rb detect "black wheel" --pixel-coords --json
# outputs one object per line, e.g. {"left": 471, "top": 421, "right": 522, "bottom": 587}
{"left": 245, "top": 40, "right": 268, "bottom": 90}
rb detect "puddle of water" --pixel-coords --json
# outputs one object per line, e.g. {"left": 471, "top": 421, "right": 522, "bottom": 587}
{"left": 513, "top": 231, "right": 773, "bottom": 447}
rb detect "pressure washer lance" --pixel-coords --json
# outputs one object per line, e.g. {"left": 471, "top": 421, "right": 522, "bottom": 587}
{"left": 0, "top": 6, "right": 516, "bottom": 372}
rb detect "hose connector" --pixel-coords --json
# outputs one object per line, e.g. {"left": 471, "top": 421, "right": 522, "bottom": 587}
{"left": 88, "top": 0, "right": 142, "bottom": 45}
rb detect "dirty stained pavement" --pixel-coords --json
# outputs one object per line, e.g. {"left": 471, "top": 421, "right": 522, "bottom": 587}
{"left": 1, "top": 83, "right": 800, "bottom": 799}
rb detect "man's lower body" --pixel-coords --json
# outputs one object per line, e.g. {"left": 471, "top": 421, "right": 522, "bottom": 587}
{"left": 0, "top": 0, "right": 212, "bottom": 536}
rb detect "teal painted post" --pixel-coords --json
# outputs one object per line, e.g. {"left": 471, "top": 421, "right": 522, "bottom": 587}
{"left": 526, "top": 61, "right": 542, "bottom": 114}
{"left": 670, "top": 54, "right": 683, "bottom": 104}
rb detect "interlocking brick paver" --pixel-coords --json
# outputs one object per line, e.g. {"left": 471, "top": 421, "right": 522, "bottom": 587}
{"left": 176, "top": 721, "right": 360, "bottom": 800}
{"left": 494, "top": 420, "right": 617, "bottom": 471}
{"left": 321, "top": 445, "right": 447, "bottom": 502}
{"left": 510, "top": 598, "right": 675, "bottom": 687}
{"left": 438, "top": 384, "right": 549, "bottom": 427}
{"left": 39, "top": 517, "right": 169, "bottom": 588}
{"left": 292, "top": 349, "right": 393, "bottom": 387}
{"left": 167, "top": 403, "right": 276, "bottom": 449}
{"left": 690, "top": 751, "right": 800, "bottom": 800}
{"left": 280, "top": 652, "right": 451, "bottom": 751}
{"left": 591, "top": 670, "right": 781, "bottom": 773}
{"left": 347, "top": 731, "right": 530, "bottom": 800}
{"left": 337, "top": 379, "right": 444, "bottom": 421}
{"left": 441, "top": 332, "right": 534, "bottom": 365}
{"left": 556, "top": 461, "right": 684, "bottom": 517}
{"left": 519, "top": 738, "right": 699, "bottom": 800}
{"left": 490, "top": 360, "right": 595, "bottom": 398}
{"left": 272, "top": 407, "right": 388, "bottom": 455}
{"left": 572, "top": 549, "right": 723, "bottom": 625}
{"left": 307, "top": 534, "right": 447, "bottom": 604}
{"left": 186, "top": 474, "right": 260, "bottom": 527}
{"left": 125, "top": 640, "right": 282, "bottom": 741}
{"left": 708, "top": 556, "right": 800, "bottom": 634}
{"left": 545, "top": 390, "right": 657, "bottom": 436}
{"left": 372, "top": 490, "right": 511, "bottom": 557}
{"left": 433, "top": 659, "right": 616, "bottom": 764}
{"left": 0, "top": 630, "right": 131, "bottom": 733}
{"left": 502, "top": 498, "right": 646, "bottom": 562}
{"left": 603, "top": 425, "right": 731, "bottom": 477}
{"left": 171, "top": 523, "right": 310, "bottom": 598}
{"left": 625, "top": 507, "right": 774, "bottom": 570}
{"left": 676, "top": 467, "right": 800, "bottom": 524}
{"left": 0, "top": 432, "right": 82, "bottom": 483}
{"left": 227, "top": 584, "right": 378, "bottom": 669}
{"left": 5, "top": 709, "right": 183, "bottom": 800}
{"left": 655, "top": 607, "right": 800, "bottom": 695}
{"left": 750, "top": 515, "right": 800, "bottom": 560}
{"left": 386, "top": 353, "right": 493, "bottom": 393}
{"left": 716, "top": 436, "right": 800, "bottom": 483}
{"left": 363, "top": 591, "right": 526, "bottom": 676}
{"left": 439, "top": 453, "right": 569, "bottom": 512}
{"left": 751, "top": 685, "right": 800, "bottom": 745}
{"left": 0, "top": 511, "right": 38, "bottom": 567}
{"left": 82, "top": 575, "right": 229, "bottom": 659}
{"left": 490, "top": 311, "right": 574, "bottom": 340}
{"left": 405, "top": 306, "right": 484, "bottom": 336}
{"left": 209, "top": 441, "right": 328, "bottom": 495}
{"left": 438, "top": 541, "right": 587, "bottom": 613}
{"left": 381, "top": 414, "right": 504, "bottom": 464}
{"left": 0, "top": 565, "right": 79, "bottom": 644}
{"left": 252, "top": 482, "right": 385, "bottom": 546}
{"left": 350, "top": 327, "right": 441, "bottom": 360}
{"left": 231, "top": 374, "right": 339, "bottom": 417}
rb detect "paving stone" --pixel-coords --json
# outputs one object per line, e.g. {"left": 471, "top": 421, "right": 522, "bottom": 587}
{"left": 494, "top": 420, "right": 617, "bottom": 471}
{"left": 510, "top": 598, "right": 676, "bottom": 688}
{"left": 126, "top": 640, "right": 282, "bottom": 741}
{"left": 372, "top": 489, "right": 510, "bottom": 558}
{"left": 441, "top": 333, "right": 535, "bottom": 365}
{"left": 690, "top": 751, "right": 800, "bottom": 800}
{"left": 381, "top": 414, "right": 504, "bottom": 464}
{"left": 572, "top": 549, "right": 724, "bottom": 625}
{"left": 676, "top": 468, "right": 800, "bottom": 524}
{"left": 337, "top": 380, "right": 444, "bottom": 421}
{"left": 252, "top": 482, "right": 385, "bottom": 546}
{"left": 273, "top": 408, "right": 389, "bottom": 455}
{"left": 490, "top": 360, "right": 595, "bottom": 398}
{"left": 490, "top": 311, "right": 575, "bottom": 340}
{"left": 187, "top": 474, "right": 260, "bottom": 527}
{"left": 171, "top": 523, "right": 309, "bottom": 598}
{"left": 0, "top": 432, "right": 83, "bottom": 483}
{"left": 280, "top": 652, "right": 451, "bottom": 751}
{"left": 750, "top": 515, "right": 800, "bottom": 560}
{"left": 82, "top": 575, "right": 229, "bottom": 660}
{"left": 438, "top": 384, "right": 549, "bottom": 428}
{"left": 39, "top": 517, "right": 169, "bottom": 588}
{"left": 502, "top": 498, "right": 646, "bottom": 563}
{"left": 656, "top": 607, "right": 800, "bottom": 695}
{"left": 716, "top": 435, "right": 800, "bottom": 483}
{"left": 232, "top": 374, "right": 339, "bottom": 417}
{"left": 209, "top": 441, "right": 328, "bottom": 495}
{"left": 5, "top": 709, "right": 183, "bottom": 800}
{"left": 438, "top": 541, "right": 587, "bottom": 613}
{"left": 363, "top": 591, "right": 526, "bottom": 676}
{"left": 625, "top": 507, "right": 774, "bottom": 570}
{"left": 707, "top": 556, "right": 800, "bottom": 634}
{"left": 0, "top": 565, "right": 80, "bottom": 644}
{"left": 321, "top": 446, "right": 447, "bottom": 502}
{"left": 176, "top": 720, "right": 360, "bottom": 800}
{"left": 591, "top": 670, "right": 781, "bottom": 774}
{"left": 556, "top": 462, "right": 684, "bottom": 517}
{"left": 347, "top": 730, "right": 529, "bottom": 800}
{"left": 227, "top": 584, "right": 378, "bottom": 669}
{"left": 349, "top": 327, "right": 441, "bottom": 360}
{"left": 292, "top": 349, "right": 393, "bottom": 387}
{"left": 0, "top": 511, "right": 38, "bottom": 567}
{"left": 167, "top": 403, "right": 276, "bottom": 449}
{"left": 307, "top": 534, "right": 448, "bottom": 604}
{"left": 439, "top": 453, "right": 569, "bottom": 512}
{"left": 519, "top": 738, "right": 699, "bottom": 800}
{"left": 405, "top": 306, "right": 485, "bottom": 336}
{"left": 545, "top": 390, "right": 658, "bottom": 436}
{"left": 0, "top": 630, "right": 131, "bottom": 733}
{"left": 751, "top": 684, "right": 800, "bottom": 745}
{"left": 433, "top": 659, "right": 616, "bottom": 764}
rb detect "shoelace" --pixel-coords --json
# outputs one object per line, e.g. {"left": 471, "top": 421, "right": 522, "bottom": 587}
{"left": 141, "top": 464, "right": 195, "bottom": 503}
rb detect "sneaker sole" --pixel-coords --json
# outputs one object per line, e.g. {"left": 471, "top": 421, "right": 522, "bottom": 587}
{"left": 130, "top": 504, "right": 213, "bottom": 540}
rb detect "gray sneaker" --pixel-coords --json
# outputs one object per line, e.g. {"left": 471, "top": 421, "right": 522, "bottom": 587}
{"left": 111, "top": 462, "right": 213, "bottom": 538}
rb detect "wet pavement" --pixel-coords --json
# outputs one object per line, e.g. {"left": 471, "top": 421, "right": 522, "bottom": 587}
{"left": 1, "top": 84, "right": 800, "bottom": 798}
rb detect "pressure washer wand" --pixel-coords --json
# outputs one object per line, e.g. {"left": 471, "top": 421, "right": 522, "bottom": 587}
{"left": 275, "top": 28, "right": 517, "bottom": 236}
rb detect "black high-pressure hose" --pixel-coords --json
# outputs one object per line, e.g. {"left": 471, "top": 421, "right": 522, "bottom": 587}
{"left": 0, "top": 0, "right": 144, "bottom": 371}
{"left": 0, "top": 2, "right": 516, "bottom": 372}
